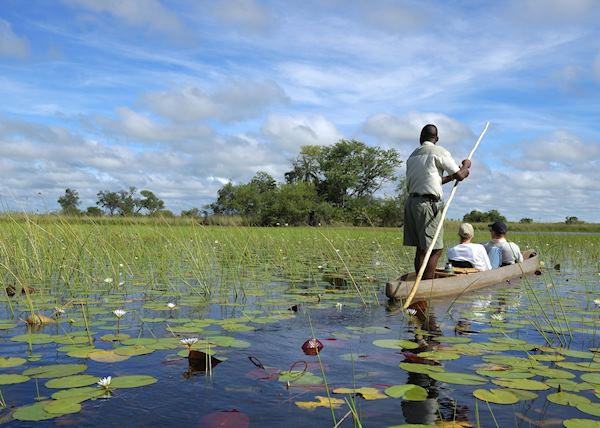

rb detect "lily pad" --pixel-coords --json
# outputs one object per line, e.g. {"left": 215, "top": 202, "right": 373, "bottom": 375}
{"left": 557, "top": 349, "right": 595, "bottom": 359}
{"left": 432, "top": 336, "right": 472, "bottom": 344}
{"left": 11, "top": 333, "right": 54, "bottom": 344}
{"left": 504, "top": 389, "right": 538, "bottom": 400}
{"left": 120, "top": 338, "right": 158, "bottom": 346}
{"left": 12, "top": 402, "right": 56, "bottom": 421}
{"left": 45, "top": 374, "right": 98, "bottom": 389}
{"left": 576, "top": 402, "right": 600, "bottom": 417}
{"left": 333, "top": 387, "right": 387, "bottom": 400}
{"left": 88, "top": 349, "right": 132, "bottom": 363}
{"left": 384, "top": 384, "right": 428, "bottom": 400}
{"left": 580, "top": 373, "right": 600, "bottom": 385}
{"left": 373, "top": 339, "right": 419, "bottom": 350}
{"left": 0, "top": 373, "right": 30, "bottom": 385}
{"left": 491, "top": 378, "right": 549, "bottom": 390}
{"left": 530, "top": 367, "right": 575, "bottom": 379}
{"left": 296, "top": 395, "right": 345, "bottom": 409}
{"left": 545, "top": 379, "right": 593, "bottom": 392}
{"left": 476, "top": 369, "right": 534, "bottom": 379}
{"left": 205, "top": 336, "right": 251, "bottom": 348}
{"left": 429, "top": 372, "right": 487, "bottom": 385}
{"left": 23, "top": 363, "right": 87, "bottom": 379}
{"left": 100, "top": 333, "right": 130, "bottom": 342}
{"left": 547, "top": 392, "right": 591, "bottom": 406}
{"left": 563, "top": 419, "right": 600, "bottom": 428}
{"left": 113, "top": 345, "right": 154, "bottom": 356}
{"left": 42, "top": 399, "right": 81, "bottom": 415}
{"left": 473, "top": 388, "right": 519, "bottom": 404}
{"left": 51, "top": 386, "right": 105, "bottom": 401}
{"left": 0, "top": 356, "right": 27, "bottom": 368}
{"left": 418, "top": 351, "right": 460, "bottom": 361}
{"left": 557, "top": 362, "right": 600, "bottom": 372}
{"left": 399, "top": 363, "right": 444, "bottom": 375}
{"left": 110, "top": 375, "right": 158, "bottom": 388}
{"left": 278, "top": 371, "right": 322, "bottom": 385}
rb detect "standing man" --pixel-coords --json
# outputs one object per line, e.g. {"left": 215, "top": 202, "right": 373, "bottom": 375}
{"left": 404, "top": 124, "right": 471, "bottom": 279}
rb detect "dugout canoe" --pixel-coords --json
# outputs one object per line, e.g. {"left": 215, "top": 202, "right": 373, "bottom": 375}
{"left": 385, "top": 250, "right": 540, "bottom": 300}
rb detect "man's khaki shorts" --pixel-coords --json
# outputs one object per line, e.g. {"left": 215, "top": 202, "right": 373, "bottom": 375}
{"left": 403, "top": 196, "right": 444, "bottom": 250}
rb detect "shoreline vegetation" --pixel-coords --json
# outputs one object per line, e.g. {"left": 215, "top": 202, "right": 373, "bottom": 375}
{"left": 0, "top": 213, "right": 599, "bottom": 233}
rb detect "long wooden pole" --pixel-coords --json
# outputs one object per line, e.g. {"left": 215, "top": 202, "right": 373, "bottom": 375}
{"left": 402, "top": 122, "right": 490, "bottom": 309}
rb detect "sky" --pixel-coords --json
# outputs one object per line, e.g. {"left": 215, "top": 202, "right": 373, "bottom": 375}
{"left": 0, "top": 0, "right": 599, "bottom": 222}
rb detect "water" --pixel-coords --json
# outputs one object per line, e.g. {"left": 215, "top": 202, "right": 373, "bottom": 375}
{"left": 0, "top": 264, "right": 598, "bottom": 426}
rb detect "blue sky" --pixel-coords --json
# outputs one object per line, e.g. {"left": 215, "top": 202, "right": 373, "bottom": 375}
{"left": 1, "top": 0, "right": 599, "bottom": 221}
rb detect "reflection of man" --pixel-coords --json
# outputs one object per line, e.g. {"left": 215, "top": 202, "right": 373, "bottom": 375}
{"left": 482, "top": 221, "right": 523, "bottom": 266}
{"left": 404, "top": 124, "right": 471, "bottom": 279}
{"left": 447, "top": 223, "right": 491, "bottom": 271}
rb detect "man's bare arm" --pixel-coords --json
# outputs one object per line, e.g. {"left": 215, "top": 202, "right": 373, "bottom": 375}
{"left": 442, "top": 159, "right": 471, "bottom": 183}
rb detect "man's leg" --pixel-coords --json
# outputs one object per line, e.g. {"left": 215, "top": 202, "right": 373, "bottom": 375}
{"left": 415, "top": 248, "right": 443, "bottom": 280}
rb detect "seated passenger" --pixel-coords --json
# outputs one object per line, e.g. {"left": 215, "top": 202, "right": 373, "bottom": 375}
{"left": 447, "top": 223, "right": 491, "bottom": 271}
{"left": 482, "top": 221, "right": 523, "bottom": 266}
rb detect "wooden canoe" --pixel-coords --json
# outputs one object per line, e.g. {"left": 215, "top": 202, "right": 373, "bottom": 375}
{"left": 385, "top": 250, "right": 540, "bottom": 300}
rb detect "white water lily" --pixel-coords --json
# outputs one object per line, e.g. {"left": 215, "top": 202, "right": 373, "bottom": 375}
{"left": 167, "top": 302, "right": 176, "bottom": 309}
{"left": 103, "top": 278, "right": 113, "bottom": 284}
{"left": 405, "top": 308, "right": 417, "bottom": 316}
{"left": 53, "top": 307, "right": 65, "bottom": 316}
{"left": 113, "top": 309, "right": 126, "bottom": 319}
{"left": 594, "top": 299, "right": 600, "bottom": 306}
{"left": 335, "top": 302, "right": 343, "bottom": 311}
{"left": 180, "top": 337, "right": 199, "bottom": 348}
{"left": 490, "top": 313, "right": 504, "bottom": 321}
{"left": 97, "top": 376, "right": 111, "bottom": 389}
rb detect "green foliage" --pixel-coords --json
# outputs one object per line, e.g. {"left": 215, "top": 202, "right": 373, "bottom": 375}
{"left": 566, "top": 216, "right": 585, "bottom": 224}
{"left": 84, "top": 206, "right": 103, "bottom": 217}
{"left": 57, "top": 188, "right": 80, "bottom": 215}
{"left": 519, "top": 217, "right": 533, "bottom": 223}
{"left": 96, "top": 187, "right": 165, "bottom": 216}
{"left": 463, "top": 209, "right": 507, "bottom": 223}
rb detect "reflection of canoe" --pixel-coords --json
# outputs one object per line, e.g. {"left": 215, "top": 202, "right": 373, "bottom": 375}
{"left": 386, "top": 250, "right": 540, "bottom": 300}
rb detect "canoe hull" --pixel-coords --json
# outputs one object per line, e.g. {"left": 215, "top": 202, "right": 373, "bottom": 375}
{"left": 386, "top": 250, "right": 540, "bottom": 300}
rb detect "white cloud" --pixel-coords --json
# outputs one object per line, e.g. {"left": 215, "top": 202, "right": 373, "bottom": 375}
{"left": 521, "top": 130, "right": 600, "bottom": 164}
{"left": 361, "top": 112, "right": 473, "bottom": 156}
{"left": 213, "top": 0, "right": 271, "bottom": 33}
{"left": 62, "top": 0, "right": 184, "bottom": 36}
{"left": 143, "top": 80, "right": 289, "bottom": 123}
{"left": 262, "top": 114, "right": 342, "bottom": 151}
{"left": 0, "top": 19, "right": 29, "bottom": 58}
{"left": 509, "top": 0, "right": 599, "bottom": 24}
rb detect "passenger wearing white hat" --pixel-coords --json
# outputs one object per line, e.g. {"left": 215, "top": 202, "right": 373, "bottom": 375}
{"left": 447, "top": 223, "right": 491, "bottom": 271}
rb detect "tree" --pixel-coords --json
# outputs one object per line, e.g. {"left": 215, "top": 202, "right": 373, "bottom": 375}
{"left": 181, "top": 208, "right": 203, "bottom": 218}
{"left": 286, "top": 140, "right": 401, "bottom": 207}
{"left": 519, "top": 217, "right": 533, "bottom": 224}
{"left": 138, "top": 190, "right": 164, "bottom": 215}
{"left": 565, "top": 216, "right": 584, "bottom": 224}
{"left": 117, "top": 187, "right": 139, "bottom": 216}
{"left": 57, "top": 188, "right": 80, "bottom": 215}
{"left": 85, "top": 206, "right": 103, "bottom": 217}
{"left": 463, "top": 209, "right": 507, "bottom": 223}
{"left": 96, "top": 190, "right": 120, "bottom": 216}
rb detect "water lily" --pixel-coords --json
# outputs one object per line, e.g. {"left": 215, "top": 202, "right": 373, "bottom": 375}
{"left": 335, "top": 302, "right": 343, "bottom": 311}
{"left": 405, "top": 308, "right": 417, "bottom": 316}
{"left": 167, "top": 302, "right": 176, "bottom": 309}
{"left": 53, "top": 307, "right": 65, "bottom": 316}
{"left": 103, "top": 277, "right": 113, "bottom": 284}
{"left": 181, "top": 337, "right": 199, "bottom": 349}
{"left": 490, "top": 313, "right": 504, "bottom": 321}
{"left": 113, "top": 309, "right": 126, "bottom": 319}
{"left": 594, "top": 299, "right": 600, "bottom": 306}
{"left": 97, "top": 376, "right": 111, "bottom": 389}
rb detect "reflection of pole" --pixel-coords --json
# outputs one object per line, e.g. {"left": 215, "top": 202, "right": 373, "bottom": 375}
{"left": 403, "top": 122, "right": 490, "bottom": 309}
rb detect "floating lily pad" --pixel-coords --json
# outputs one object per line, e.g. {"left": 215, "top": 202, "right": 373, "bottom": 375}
{"left": 429, "top": 372, "right": 487, "bottom": 385}
{"left": 547, "top": 392, "right": 591, "bottom": 406}
{"left": 333, "top": 387, "right": 387, "bottom": 400}
{"left": 557, "top": 349, "right": 595, "bottom": 359}
{"left": 473, "top": 388, "right": 519, "bottom": 404}
{"left": 545, "top": 379, "right": 593, "bottom": 392}
{"left": 66, "top": 346, "right": 97, "bottom": 359}
{"left": 384, "top": 384, "right": 428, "bottom": 400}
{"left": 0, "top": 356, "right": 27, "bottom": 368}
{"left": 113, "top": 345, "right": 154, "bottom": 356}
{"left": 205, "top": 336, "right": 251, "bottom": 348}
{"left": 504, "top": 389, "right": 538, "bottom": 400}
{"left": 295, "top": 395, "right": 345, "bottom": 409}
{"left": 0, "top": 373, "right": 30, "bottom": 384}
{"left": 278, "top": 371, "right": 322, "bottom": 385}
{"left": 563, "top": 419, "right": 600, "bottom": 428}
{"left": 51, "top": 386, "right": 106, "bottom": 401}
{"left": 491, "top": 378, "right": 549, "bottom": 390}
{"left": 373, "top": 339, "right": 419, "bottom": 350}
{"left": 23, "top": 363, "right": 87, "bottom": 379}
{"left": 488, "top": 337, "right": 528, "bottom": 345}
{"left": 576, "top": 402, "right": 600, "bottom": 417}
{"left": 12, "top": 402, "right": 56, "bottom": 421}
{"left": 0, "top": 322, "right": 17, "bottom": 330}
{"left": 11, "top": 333, "right": 54, "bottom": 344}
{"left": 580, "top": 373, "right": 600, "bottom": 385}
{"left": 433, "top": 336, "right": 472, "bottom": 344}
{"left": 52, "top": 335, "right": 90, "bottom": 345}
{"left": 120, "top": 338, "right": 158, "bottom": 346}
{"left": 418, "top": 351, "right": 460, "bottom": 361}
{"left": 100, "top": 333, "right": 130, "bottom": 342}
{"left": 110, "top": 375, "right": 158, "bottom": 388}
{"left": 42, "top": 399, "right": 81, "bottom": 415}
{"left": 88, "top": 349, "right": 131, "bottom": 363}
{"left": 557, "top": 362, "right": 600, "bottom": 372}
{"left": 530, "top": 367, "right": 575, "bottom": 379}
{"left": 399, "top": 363, "right": 444, "bottom": 375}
{"left": 45, "top": 374, "right": 98, "bottom": 389}
{"left": 531, "top": 354, "right": 565, "bottom": 362}
{"left": 476, "top": 369, "right": 534, "bottom": 379}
